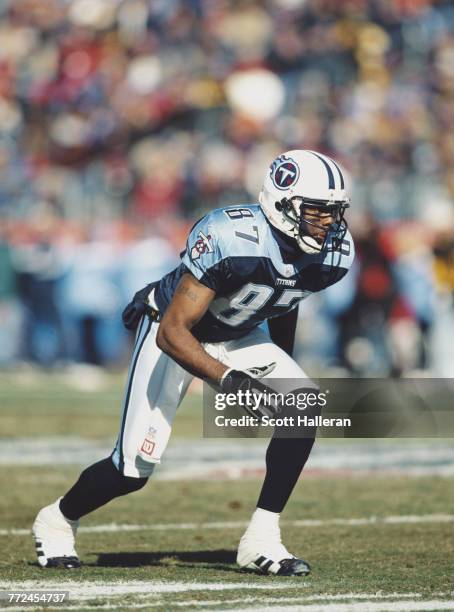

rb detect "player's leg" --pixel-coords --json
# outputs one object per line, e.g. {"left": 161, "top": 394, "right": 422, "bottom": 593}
{"left": 33, "top": 315, "right": 193, "bottom": 568}
{"left": 211, "top": 328, "right": 314, "bottom": 575}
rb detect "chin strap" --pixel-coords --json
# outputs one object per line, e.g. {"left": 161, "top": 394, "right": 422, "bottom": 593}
{"left": 298, "top": 234, "right": 324, "bottom": 254}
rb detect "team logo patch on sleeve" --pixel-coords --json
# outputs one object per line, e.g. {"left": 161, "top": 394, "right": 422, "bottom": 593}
{"left": 271, "top": 155, "right": 300, "bottom": 190}
{"left": 191, "top": 231, "right": 214, "bottom": 260}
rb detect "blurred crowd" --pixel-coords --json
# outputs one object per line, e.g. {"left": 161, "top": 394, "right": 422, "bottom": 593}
{"left": 1, "top": 0, "right": 454, "bottom": 375}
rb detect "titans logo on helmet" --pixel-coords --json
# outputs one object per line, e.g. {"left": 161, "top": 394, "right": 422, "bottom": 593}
{"left": 270, "top": 155, "right": 300, "bottom": 191}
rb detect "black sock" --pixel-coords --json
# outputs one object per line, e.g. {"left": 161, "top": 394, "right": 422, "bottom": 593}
{"left": 59, "top": 457, "right": 148, "bottom": 521}
{"left": 257, "top": 436, "right": 315, "bottom": 513}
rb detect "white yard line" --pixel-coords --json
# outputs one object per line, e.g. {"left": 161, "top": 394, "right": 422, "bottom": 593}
{"left": 2, "top": 582, "right": 452, "bottom": 612}
{"left": 170, "top": 593, "right": 424, "bottom": 606}
{"left": 2, "top": 513, "right": 454, "bottom": 537}
{"left": 1, "top": 581, "right": 308, "bottom": 598}
{"left": 3, "top": 595, "right": 454, "bottom": 612}
{"left": 1, "top": 584, "right": 426, "bottom": 599}
{"left": 234, "top": 602, "right": 454, "bottom": 612}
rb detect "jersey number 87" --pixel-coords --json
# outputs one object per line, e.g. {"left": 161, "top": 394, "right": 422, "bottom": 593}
{"left": 210, "top": 283, "right": 309, "bottom": 326}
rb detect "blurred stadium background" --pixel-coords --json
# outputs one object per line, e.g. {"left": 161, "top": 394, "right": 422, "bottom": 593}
{"left": 2, "top": 2, "right": 454, "bottom": 608}
{"left": 0, "top": 0, "right": 454, "bottom": 376}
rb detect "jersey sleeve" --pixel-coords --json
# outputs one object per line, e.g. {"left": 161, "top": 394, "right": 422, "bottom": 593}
{"left": 180, "top": 213, "right": 228, "bottom": 292}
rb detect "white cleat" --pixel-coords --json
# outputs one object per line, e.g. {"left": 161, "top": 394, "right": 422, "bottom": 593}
{"left": 32, "top": 498, "right": 80, "bottom": 569}
{"left": 237, "top": 529, "right": 310, "bottom": 576}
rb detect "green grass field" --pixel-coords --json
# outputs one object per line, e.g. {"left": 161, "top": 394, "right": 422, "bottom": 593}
{"left": 0, "top": 369, "right": 202, "bottom": 439}
{"left": 1, "top": 370, "right": 454, "bottom": 611}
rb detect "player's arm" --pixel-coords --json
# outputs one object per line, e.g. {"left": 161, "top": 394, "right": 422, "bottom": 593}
{"left": 156, "top": 273, "right": 228, "bottom": 384}
{"left": 267, "top": 306, "right": 299, "bottom": 357}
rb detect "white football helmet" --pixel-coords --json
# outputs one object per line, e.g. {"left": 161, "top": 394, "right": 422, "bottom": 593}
{"left": 259, "top": 149, "right": 350, "bottom": 254}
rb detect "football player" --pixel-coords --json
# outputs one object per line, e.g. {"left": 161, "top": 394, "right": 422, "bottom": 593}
{"left": 33, "top": 150, "right": 354, "bottom": 575}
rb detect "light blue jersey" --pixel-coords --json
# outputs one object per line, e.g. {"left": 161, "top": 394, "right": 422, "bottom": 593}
{"left": 155, "top": 204, "right": 354, "bottom": 342}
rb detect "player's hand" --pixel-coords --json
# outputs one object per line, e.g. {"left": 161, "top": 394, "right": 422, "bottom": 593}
{"left": 122, "top": 283, "right": 155, "bottom": 331}
{"left": 220, "top": 363, "right": 276, "bottom": 392}
{"left": 219, "top": 363, "right": 277, "bottom": 419}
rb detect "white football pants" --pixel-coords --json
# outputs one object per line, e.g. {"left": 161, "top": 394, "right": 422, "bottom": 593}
{"left": 112, "top": 313, "right": 309, "bottom": 478}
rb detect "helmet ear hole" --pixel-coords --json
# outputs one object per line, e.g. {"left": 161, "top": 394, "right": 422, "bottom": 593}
{"left": 275, "top": 201, "right": 283, "bottom": 212}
